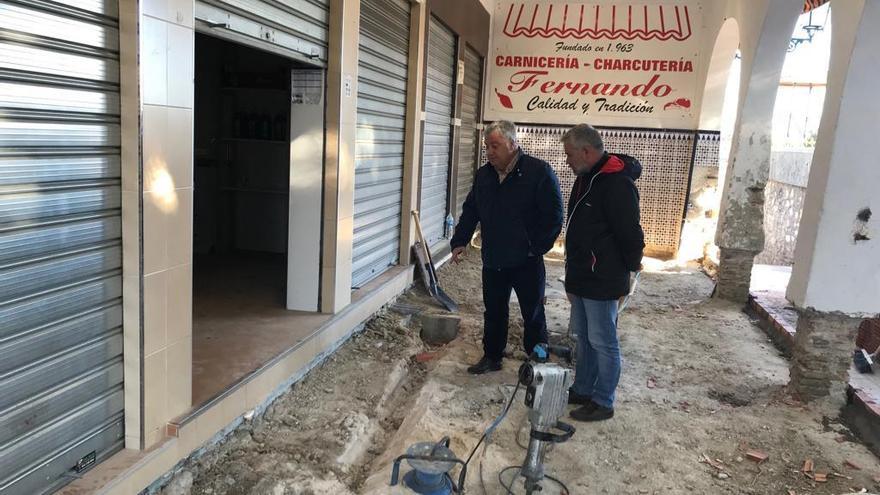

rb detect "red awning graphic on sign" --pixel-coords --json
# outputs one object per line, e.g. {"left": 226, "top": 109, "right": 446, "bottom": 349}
{"left": 502, "top": 3, "right": 693, "bottom": 41}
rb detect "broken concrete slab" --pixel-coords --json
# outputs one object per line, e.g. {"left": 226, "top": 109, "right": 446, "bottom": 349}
{"left": 419, "top": 313, "right": 460, "bottom": 345}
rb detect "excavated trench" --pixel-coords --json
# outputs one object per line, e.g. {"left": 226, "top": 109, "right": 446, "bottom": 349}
{"left": 159, "top": 255, "right": 880, "bottom": 495}
{"left": 171, "top": 309, "right": 433, "bottom": 495}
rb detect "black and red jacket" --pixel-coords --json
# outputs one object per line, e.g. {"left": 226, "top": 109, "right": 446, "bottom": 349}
{"left": 564, "top": 153, "right": 645, "bottom": 300}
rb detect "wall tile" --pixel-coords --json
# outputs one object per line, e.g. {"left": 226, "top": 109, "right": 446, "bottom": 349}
{"left": 143, "top": 427, "right": 165, "bottom": 451}
{"left": 141, "top": 17, "right": 167, "bottom": 106}
{"left": 143, "top": 349, "right": 167, "bottom": 435}
{"left": 143, "top": 272, "right": 167, "bottom": 356}
{"left": 166, "top": 188, "right": 193, "bottom": 267}
{"left": 142, "top": 0, "right": 169, "bottom": 23}
{"left": 166, "top": 338, "right": 192, "bottom": 419}
{"left": 176, "top": 421, "right": 200, "bottom": 457}
{"left": 166, "top": 263, "right": 192, "bottom": 344}
{"left": 221, "top": 387, "right": 246, "bottom": 426}
{"left": 143, "top": 105, "right": 168, "bottom": 193}
{"left": 168, "top": 0, "right": 194, "bottom": 28}
{"left": 336, "top": 214, "right": 354, "bottom": 270}
{"left": 166, "top": 107, "right": 193, "bottom": 188}
{"left": 244, "top": 369, "right": 275, "bottom": 411}
{"left": 120, "top": 122, "right": 141, "bottom": 193}
{"left": 195, "top": 400, "right": 226, "bottom": 445}
{"left": 336, "top": 122, "right": 357, "bottom": 221}
{"left": 142, "top": 191, "right": 168, "bottom": 274}
{"left": 167, "top": 24, "right": 194, "bottom": 109}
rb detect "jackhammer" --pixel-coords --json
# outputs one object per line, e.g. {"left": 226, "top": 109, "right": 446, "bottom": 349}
{"left": 389, "top": 343, "right": 575, "bottom": 494}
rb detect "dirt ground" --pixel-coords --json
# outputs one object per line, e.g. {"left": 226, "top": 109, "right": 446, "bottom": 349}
{"left": 161, "top": 250, "right": 880, "bottom": 495}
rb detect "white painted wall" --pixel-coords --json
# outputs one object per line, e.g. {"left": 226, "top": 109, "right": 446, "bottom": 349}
{"left": 787, "top": 0, "right": 879, "bottom": 316}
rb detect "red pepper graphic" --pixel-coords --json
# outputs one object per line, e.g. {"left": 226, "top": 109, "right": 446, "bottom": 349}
{"left": 663, "top": 97, "right": 691, "bottom": 110}
{"left": 495, "top": 88, "right": 513, "bottom": 109}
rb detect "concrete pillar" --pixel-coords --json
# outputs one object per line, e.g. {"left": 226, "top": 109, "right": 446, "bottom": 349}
{"left": 713, "top": 0, "right": 802, "bottom": 301}
{"left": 321, "top": 0, "right": 360, "bottom": 313}
{"left": 399, "top": 0, "right": 427, "bottom": 266}
{"left": 786, "top": 0, "right": 879, "bottom": 403}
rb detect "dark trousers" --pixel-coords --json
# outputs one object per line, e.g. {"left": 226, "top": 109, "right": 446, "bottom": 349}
{"left": 481, "top": 256, "right": 548, "bottom": 360}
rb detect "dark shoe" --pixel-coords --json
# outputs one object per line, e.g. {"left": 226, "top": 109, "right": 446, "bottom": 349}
{"left": 570, "top": 402, "right": 614, "bottom": 422}
{"left": 467, "top": 356, "right": 502, "bottom": 375}
{"left": 568, "top": 389, "right": 593, "bottom": 406}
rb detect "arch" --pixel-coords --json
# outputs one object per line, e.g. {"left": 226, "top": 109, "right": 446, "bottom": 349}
{"left": 678, "top": 18, "right": 740, "bottom": 263}
{"left": 755, "top": 2, "right": 831, "bottom": 269}
{"left": 699, "top": 18, "right": 741, "bottom": 131}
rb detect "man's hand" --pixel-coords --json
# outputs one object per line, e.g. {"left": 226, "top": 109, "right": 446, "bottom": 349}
{"left": 451, "top": 246, "right": 466, "bottom": 263}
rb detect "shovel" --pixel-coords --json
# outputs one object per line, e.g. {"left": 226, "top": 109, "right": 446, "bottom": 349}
{"left": 411, "top": 210, "right": 459, "bottom": 313}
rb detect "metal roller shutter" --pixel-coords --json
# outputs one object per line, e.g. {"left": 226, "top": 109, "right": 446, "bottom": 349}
{"left": 0, "top": 0, "right": 124, "bottom": 493}
{"left": 454, "top": 45, "right": 482, "bottom": 221}
{"left": 352, "top": 0, "right": 410, "bottom": 288}
{"left": 420, "top": 16, "right": 456, "bottom": 252}
{"left": 195, "top": 0, "right": 330, "bottom": 65}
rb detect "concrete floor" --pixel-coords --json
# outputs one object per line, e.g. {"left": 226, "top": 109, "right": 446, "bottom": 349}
{"left": 192, "top": 252, "right": 329, "bottom": 406}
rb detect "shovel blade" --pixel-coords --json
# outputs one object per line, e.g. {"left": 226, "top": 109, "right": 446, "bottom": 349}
{"left": 435, "top": 287, "right": 459, "bottom": 313}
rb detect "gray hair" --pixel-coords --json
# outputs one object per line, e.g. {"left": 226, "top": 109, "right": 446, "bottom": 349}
{"left": 561, "top": 124, "right": 604, "bottom": 152}
{"left": 485, "top": 120, "right": 517, "bottom": 144}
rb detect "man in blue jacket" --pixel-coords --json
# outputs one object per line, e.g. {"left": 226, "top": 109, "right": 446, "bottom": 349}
{"left": 562, "top": 124, "right": 644, "bottom": 422}
{"left": 451, "top": 120, "right": 564, "bottom": 374}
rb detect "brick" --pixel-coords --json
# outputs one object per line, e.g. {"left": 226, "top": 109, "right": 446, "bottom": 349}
{"left": 802, "top": 459, "right": 813, "bottom": 473}
{"left": 856, "top": 318, "right": 880, "bottom": 353}
{"left": 746, "top": 450, "right": 768, "bottom": 463}
{"left": 412, "top": 352, "right": 437, "bottom": 363}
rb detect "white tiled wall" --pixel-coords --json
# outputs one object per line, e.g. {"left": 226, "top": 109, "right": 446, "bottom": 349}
{"left": 140, "top": 0, "right": 195, "bottom": 448}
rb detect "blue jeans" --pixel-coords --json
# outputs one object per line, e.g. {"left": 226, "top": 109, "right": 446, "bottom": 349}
{"left": 570, "top": 296, "right": 620, "bottom": 409}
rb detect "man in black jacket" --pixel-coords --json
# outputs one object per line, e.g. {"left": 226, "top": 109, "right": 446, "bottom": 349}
{"left": 562, "top": 124, "right": 644, "bottom": 421}
{"left": 451, "top": 120, "right": 563, "bottom": 374}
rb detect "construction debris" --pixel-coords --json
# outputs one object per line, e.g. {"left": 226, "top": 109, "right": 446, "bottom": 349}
{"left": 803, "top": 458, "right": 814, "bottom": 473}
{"left": 746, "top": 450, "right": 769, "bottom": 463}
{"left": 155, "top": 256, "right": 880, "bottom": 495}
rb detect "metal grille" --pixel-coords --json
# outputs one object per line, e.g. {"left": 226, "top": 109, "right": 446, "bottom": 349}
{"left": 454, "top": 46, "right": 482, "bottom": 220}
{"left": 420, "top": 17, "right": 456, "bottom": 251}
{"left": 195, "top": 0, "right": 330, "bottom": 65}
{"left": 694, "top": 131, "right": 720, "bottom": 168}
{"left": 0, "top": 0, "right": 125, "bottom": 493}
{"left": 352, "top": 0, "right": 410, "bottom": 288}
{"left": 482, "top": 126, "right": 694, "bottom": 256}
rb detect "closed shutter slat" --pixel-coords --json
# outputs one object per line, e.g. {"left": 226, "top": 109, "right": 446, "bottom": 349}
{"left": 420, "top": 17, "right": 456, "bottom": 252}
{"left": 0, "top": 1, "right": 124, "bottom": 493}
{"left": 352, "top": 0, "right": 410, "bottom": 288}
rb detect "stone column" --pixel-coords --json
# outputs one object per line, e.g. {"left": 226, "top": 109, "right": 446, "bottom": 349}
{"left": 712, "top": 0, "right": 801, "bottom": 302}
{"left": 786, "top": 0, "right": 879, "bottom": 404}
{"left": 790, "top": 310, "right": 860, "bottom": 403}
{"left": 715, "top": 247, "right": 755, "bottom": 302}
